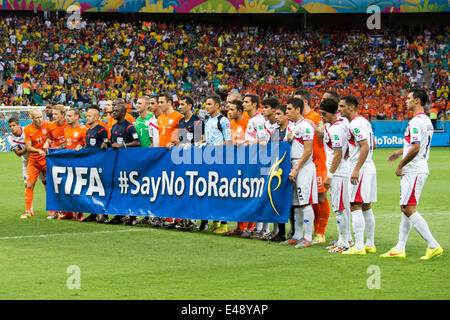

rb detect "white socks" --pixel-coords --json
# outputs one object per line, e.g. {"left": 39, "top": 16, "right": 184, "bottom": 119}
{"left": 363, "top": 208, "right": 376, "bottom": 247}
{"left": 352, "top": 210, "right": 365, "bottom": 250}
{"left": 255, "top": 222, "right": 263, "bottom": 232}
{"left": 336, "top": 210, "right": 349, "bottom": 245}
{"left": 409, "top": 212, "right": 439, "bottom": 249}
{"left": 263, "top": 223, "right": 271, "bottom": 234}
{"left": 395, "top": 213, "right": 412, "bottom": 251}
{"left": 303, "top": 205, "right": 315, "bottom": 242}
{"left": 293, "top": 207, "right": 304, "bottom": 241}
{"left": 293, "top": 206, "right": 314, "bottom": 242}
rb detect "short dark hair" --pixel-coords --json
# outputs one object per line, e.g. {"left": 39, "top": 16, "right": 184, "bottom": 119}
{"left": 229, "top": 99, "right": 243, "bottom": 113}
{"left": 319, "top": 98, "right": 338, "bottom": 114}
{"left": 8, "top": 117, "right": 20, "bottom": 125}
{"left": 341, "top": 95, "right": 359, "bottom": 109}
{"left": 262, "top": 97, "right": 280, "bottom": 109}
{"left": 159, "top": 91, "right": 173, "bottom": 103}
{"left": 180, "top": 95, "right": 195, "bottom": 108}
{"left": 244, "top": 93, "right": 260, "bottom": 108}
{"left": 295, "top": 89, "right": 312, "bottom": 106}
{"left": 275, "top": 104, "right": 287, "bottom": 114}
{"left": 286, "top": 97, "right": 305, "bottom": 114}
{"left": 325, "top": 90, "right": 340, "bottom": 103}
{"left": 206, "top": 93, "right": 222, "bottom": 105}
{"left": 410, "top": 87, "right": 428, "bottom": 106}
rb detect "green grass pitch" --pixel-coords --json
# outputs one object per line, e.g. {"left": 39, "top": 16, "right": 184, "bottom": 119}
{"left": 0, "top": 148, "right": 449, "bottom": 300}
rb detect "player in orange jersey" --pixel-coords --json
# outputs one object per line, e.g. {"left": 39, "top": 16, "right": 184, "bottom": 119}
{"left": 228, "top": 99, "right": 248, "bottom": 145}
{"left": 65, "top": 108, "right": 87, "bottom": 151}
{"left": 157, "top": 91, "right": 184, "bottom": 225}
{"left": 157, "top": 91, "right": 183, "bottom": 148}
{"left": 22, "top": 110, "right": 49, "bottom": 219}
{"left": 295, "top": 89, "right": 330, "bottom": 244}
{"left": 225, "top": 99, "right": 249, "bottom": 236}
{"left": 44, "top": 104, "right": 66, "bottom": 150}
{"left": 59, "top": 108, "right": 88, "bottom": 221}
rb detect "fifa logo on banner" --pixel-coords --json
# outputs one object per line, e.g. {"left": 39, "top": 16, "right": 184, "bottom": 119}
{"left": 66, "top": 4, "right": 82, "bottom": 30}
{"left": 52, "top": 166, "right": 105, "bottom": 196}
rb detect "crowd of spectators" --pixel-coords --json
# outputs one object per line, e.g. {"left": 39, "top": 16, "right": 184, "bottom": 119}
{"left": 0, "top": 15, "right": 448, "bottom": 121}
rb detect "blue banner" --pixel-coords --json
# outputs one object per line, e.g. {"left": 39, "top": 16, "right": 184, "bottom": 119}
{"left": 46, "top": 142, "right": 292, "bottom": 223}
{"left": 374, "top": 133, "right": 450, "bottom": 148}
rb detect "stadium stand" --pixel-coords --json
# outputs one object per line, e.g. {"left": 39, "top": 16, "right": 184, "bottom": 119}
{"left": 0, "top": 14, "right": 448, "bottom": 121}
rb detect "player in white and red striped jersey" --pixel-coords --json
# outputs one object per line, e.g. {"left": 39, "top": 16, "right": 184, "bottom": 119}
{"left": 280, "top": 97, "right": 317, "bottom": 248}
{"left": 382, "top": 88, "right": 443, "bottom": 260}
{"left": 338, "top": 95, "right": 377, "bottom": 256}
{"left": 243, "top": 94, "right": 268, "bottom": 144}
{"left": 319, "top": 99, "right": 351, "bottom": 253}
{"left": 258, "top": 97, "right": 281, "bottom": 239}
{"left": 240, "top": 93, "right": 268, "bottom": 239}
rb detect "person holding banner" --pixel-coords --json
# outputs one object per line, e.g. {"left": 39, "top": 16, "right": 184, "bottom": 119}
{"left": 157, "top": 91, "right": 183, "bottom": 227}
{"left": 198, "top": 94, "right": 232, "bottom": 234}
{"left": 225, "top": 99, "right": 249, "bottom": 236}
{"left": 259, "top": 97, "right": 281, "bottom": 240}
{"left": 101, "top": 103, "right": 141, "bottom": 226}
{"left": 82, "top": 106, "right": 110, "bottom": 223}
{"left": 240, "top": 93, "right": 267, "bottom": 239}
{"left": 280, "top": 98, "right": 317, "bottom": 248}
{"left": 63, "top": 108, "right": 88, "bottom": 221}
{"left": 265, "top": 104, "right": 290, "bottom": 242}
{"left": 134, "top": 96, "right": 154, "bottom": 148}
{"left": 148, "top": 95, "right": 161, "bottom": 148}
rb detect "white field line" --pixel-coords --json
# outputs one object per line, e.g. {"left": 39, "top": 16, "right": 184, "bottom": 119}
{"left": 0, "top": 228, "right": 150, "bottom": 241}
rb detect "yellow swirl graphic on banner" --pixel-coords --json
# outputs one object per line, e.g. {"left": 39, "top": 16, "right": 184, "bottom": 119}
{"left": 267, "top": 151, "right": 287, "bottom": 216}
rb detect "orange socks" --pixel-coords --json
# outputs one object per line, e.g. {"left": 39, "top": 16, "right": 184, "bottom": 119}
{"left": 313, "top": 200, "right": 331, "bottom": 236}
{"left": 25, "top": 187, "right": 34, "bottom": 212}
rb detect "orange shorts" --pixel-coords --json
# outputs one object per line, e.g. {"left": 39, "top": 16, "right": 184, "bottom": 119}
{"left": 316, "top": 166, "right": 328, "bottom": 193}
{"left": 26, "top": 158, "right": 46, "bottom": 185}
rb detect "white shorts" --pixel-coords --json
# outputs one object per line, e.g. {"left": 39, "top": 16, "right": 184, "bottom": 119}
{"left": 292, "top": 160, "right": 318, "bottom": 206}
{"left": 23, "top": 160, "right": 45, "bottom": 184}
{"left": 349, "top": 162, "right": 377, "bottom": 204}
{"left": 400, "top": 173, "right": 428, "bottom": 206}
{"left": 329, "top": 175, "right": 349, "bottom": 212}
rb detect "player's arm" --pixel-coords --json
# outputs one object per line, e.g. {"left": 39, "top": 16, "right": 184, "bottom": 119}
{"left": 305, "top": 118, "right": 323, "bottom": 140}
{"left": 387, "top": 149, "right": 403, "bottom": 162}
{"left": 221, "top": 118, "right": 232, "bottom": 146}
{"left": 324, "top": 148, "right": 342, "bottom": 189}
{"left": 289, "top": 139, "right": 313, "bottom": 182}
{"left": 125, "top": 127, "right": 141, "bottom": 148}
{"left": 395, "top": 142, "right": 420, "bottom": 177}
{"left": 372, "top": 135, "right": 377, "bottom": 150}
{"left": 350, "top": 139, "right": 369, "bottom": 185}
{"left": 25, "top": 140, "right": 45, "bottom": 157}
{"left": 10, "top": 144, "right": 27, "bottom": 157}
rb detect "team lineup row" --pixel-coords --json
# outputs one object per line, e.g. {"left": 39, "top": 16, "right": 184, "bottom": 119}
{"left": 7, "top": 87, "right": 443, "bottom": 260}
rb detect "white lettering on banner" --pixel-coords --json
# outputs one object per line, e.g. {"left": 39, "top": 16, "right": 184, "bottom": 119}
{"left": 119, "top": 170, "right": 266, "bottom": 202}
{"left": 375, "top": 135, "right": 404, "bottom": 146}
{"left": 52, "top": 166, "right": 105, "bottom": 197}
